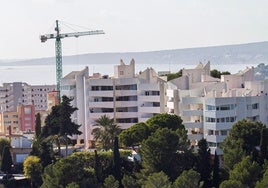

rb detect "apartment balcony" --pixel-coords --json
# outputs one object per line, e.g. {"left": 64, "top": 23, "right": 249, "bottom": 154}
{"left": 115, "top": 101, "right": 138, "bottom": 107}
{"left": 182, "top": 109, "right": 203, "bottom": 116}
{"left": 89, "top": 91, "right": 113, "bottom": 97}
{"left": 139, "top": 117, "right": 151, "bottom": 123}
{"left": 115, "top": 90, "right": 137, "bottom": 96}
{"left": 166, "top": 102, "right": 174, "bottom": 109}
{"left": 187, "top": 133, "right": 203, "bottom": 141}
{"left": 89, "top": 112, "right": 114, "bottom": 119}
{"left": 204, "top": 122, "right": 233, "bottom": 130}
{"left": 139, "top": 107, "right": 160, "bottom": 113}
{"left": 206, "top": 135, "right": 226, "bottom": 143}
{"left": 183, "top": 121, "right": 203, "bottom": 129}
{"left": 204, "top": 110, "right": 236, "bottom": 117}
{"left": 182, "top": 97, "right": 203, "bottom": 104}
{"left": 118, "top": 123, "right": 135, "bottom": 129}
{"left": 139, "top": 95, "right": 160, "bottom": 102}
{"left": 115, "top": 112, "right": 138, "bottom": 119}
{"left": 209, "top": 147, "right": 223, "bottom": 155}
{"left": 89, "top": 102, "right": 114, "bottom": 108}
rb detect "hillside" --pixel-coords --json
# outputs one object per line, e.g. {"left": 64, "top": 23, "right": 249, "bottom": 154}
{"left": 1, "top": 41, "right": 268, "bottom": 66}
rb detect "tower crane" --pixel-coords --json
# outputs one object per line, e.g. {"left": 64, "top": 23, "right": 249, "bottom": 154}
{"left": 40, "top": 20, "right": 104, "bottom": 99}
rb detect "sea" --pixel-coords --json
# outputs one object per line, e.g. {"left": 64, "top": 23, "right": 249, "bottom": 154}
{"left": 0, "top": 63, "right": 257, "bottom": 85}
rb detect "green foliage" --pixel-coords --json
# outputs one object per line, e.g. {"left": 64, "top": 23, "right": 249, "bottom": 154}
{"left": 260, "top": 128, "right": 268, "bottom": 163}
{"left": 166, "top": 69, "right": 183, "bottom": 81}
{"left": 173, "top": 169, "right": 201, "bottom": 188}
{"left": 210, "top": 69, "right": 230, "bottom": 78}
{"left": 146, "top": 113, "right": 184, "bottom": 132}
{"left": 143, "top": 171, "right": 172, "bottom": 188}
{"left": 122, "top": 175, "right": 139, "bottom": 188}
{"left": 41, "top": 153, "right": 97, "bottom": 188}
{"left": 1, "top": 146, "right": 12, "bottom": 173}
{"left": 41, "top": 95, "right": 81, "bottom": 156}
{"left": 228, "top": 156, "right": 262, "bottom": 187}
{"left": 219, "top": 180, "right": 243, "bottom": 188}
{"left": 35, "top": 112, "right": 42, "bottom": 138}
{"left": 66, "top": 182, "right": 80, "bottom": 188}
{"left": 213, "top": 151, "right": 220, "bottom": 188}
{"left": 119, "top": 122, "right": 149, "bottom": 147}
{"left": 103, "top": 175, "right": 119, "bottom": 188}
{"left": 255, "top": 168, "right": 268, "bottom": 188}
{"left": 92, "top": 115, "right": 121, "bottom": 150}
{"left": 39, "top": 140, "right": 55, "bottom": 167}
{"left": 23, "top": 155, "right": 43, "bottom": 187}
{"left": 140, "top": 128, "right": 180, "bottom": 177}
{"left": 221, "top": 119, "right": 265, "bottom": 171}
{"left": 197, "top": 139, "right": 211, "bottom": 187}
{"left": 0, "top": 138, "right": 10, "bottom": 158}
{"left": 113, "top": 137, "right": 122, "bottom": 186}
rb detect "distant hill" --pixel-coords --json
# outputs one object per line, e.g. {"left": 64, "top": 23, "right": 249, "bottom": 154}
{"left": 1, "top": 41, "right": 268, "bottom": 66}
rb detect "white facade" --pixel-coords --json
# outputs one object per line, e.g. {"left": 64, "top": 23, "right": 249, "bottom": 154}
{"left": 61, "top": 59, "right": 166, "bottom": 147}
{"left": 167, "top": 62, "right": 268, "bottom": 154}
{"left": 0, "top": 82, "right": 56, "bottom": 112}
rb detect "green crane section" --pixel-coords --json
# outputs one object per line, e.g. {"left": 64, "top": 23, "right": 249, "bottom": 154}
{"left": 40, "top": 20, "right": 105, "bottom": 99}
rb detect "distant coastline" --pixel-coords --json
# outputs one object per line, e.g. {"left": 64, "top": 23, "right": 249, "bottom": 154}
{"left": 0, "top": 41, "right": 267, "bottom": 85}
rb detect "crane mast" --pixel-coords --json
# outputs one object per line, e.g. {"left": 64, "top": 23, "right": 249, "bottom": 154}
{"left": 40, "top": 20, "right": 105, "bottom": 99}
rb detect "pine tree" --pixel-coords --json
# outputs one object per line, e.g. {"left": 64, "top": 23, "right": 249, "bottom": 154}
{"left": 1, "top": 146, "right": 12, "bottom": 174}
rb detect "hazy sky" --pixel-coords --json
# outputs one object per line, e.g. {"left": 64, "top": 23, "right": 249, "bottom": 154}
{"left": 0, "top": 0, "right": 267, "bottom": 59}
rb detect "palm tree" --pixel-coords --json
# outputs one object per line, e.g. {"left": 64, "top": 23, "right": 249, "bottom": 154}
{"left": 92, "top": 115, "right": 121, "bottom": 150}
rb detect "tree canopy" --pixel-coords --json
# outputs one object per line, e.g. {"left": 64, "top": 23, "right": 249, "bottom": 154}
{"left": 92, "top": 115, "right": 121, "bottom": 150}
{"left": 221, "top": 119, "right": 265, "bottom": 171}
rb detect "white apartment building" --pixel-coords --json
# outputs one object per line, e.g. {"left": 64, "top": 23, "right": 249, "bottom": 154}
{"left": 0, "top": 82, "right": 56, "bottom": 112}
{"left": 167, "top": 62, "right": 268, "bottom": 154}
{"left": 61, "top": 59, "right": 166, "bottom": 147}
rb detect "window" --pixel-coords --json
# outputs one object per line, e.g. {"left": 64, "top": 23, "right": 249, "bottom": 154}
{"left": 119, "top": 71, "right": 124, "bottom": 75}
{"left": 252, "top": 103, "right": 259, "bottom": 110}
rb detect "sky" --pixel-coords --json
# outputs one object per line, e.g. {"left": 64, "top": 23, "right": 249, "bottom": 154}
{"left": 0, "top": 0, "right": 268, "bottom": 60}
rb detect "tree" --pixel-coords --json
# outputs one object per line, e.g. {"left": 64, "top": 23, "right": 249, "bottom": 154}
{"left": 197, "top": 139, "right": 211, "bottom": 187}
{"left": 146, "top": 113, "right": 184, "bottom": 132}
{"left": 166, "top": 69, "right": 183, "bottom": 81}
{"left": 140, "top": 128, "right": 180, "bottom": 179}
{"left": 260, "top": 128, "right": 268, "bottom": 163}
{"left": 255, "top": 168, "right": 268, "bottom": 188}
{"left": 213, "top": 151, "right": 220, "bottom": 188}
{"left": 113, "top": 137, "right": 122, "bottom": 187}
{"left": 1, "top": 146, "right": 12, "bottom": 174}
{"left": 219, "top": 180, "right": 243, "bottom": 188}
{"left": 228, "top": 156, "right": 261, "bottom": 187}
{"left": 119, "top": 122, "right": 149, "bottom": 148}
{"left": 23, "top": 155, "right": 43, "bottom": 187}
{"left": 221, "top": 119, "right": 265, "bottom": 171}
{"left": 103, "top": 175, "right": 119, "bottom": 188}
{"left": 143, "top": 171, "right": 172, "bottom": 188}
{"left": 0, "top": 138, "right": 10, "bottom": 159}
{"left": 35, "top": 113, "right": 42, "bottom": 138}
{"left": 41, "top": 154, "right": 97, "bottom": 188}
{"left": 41, "top": 95, "right": 81, "bottom": 156}
{"left": 122, "top": 175, "right": 139, "bottom": 188}
{"left": 92, "top": 115, "right": 121, "bottom": 150}
{"left": 173, "top": 169, "right": 201, "bottom": 188}
{"left": 210, "top": 69, "right": 222, "bottom": 78}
